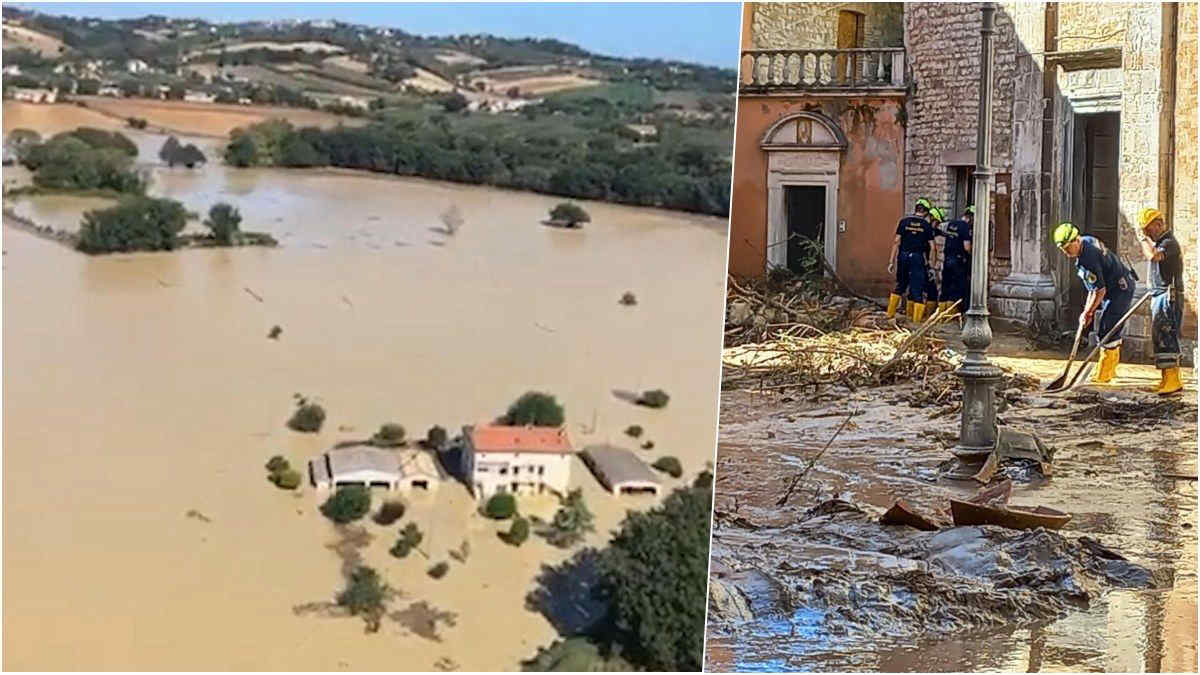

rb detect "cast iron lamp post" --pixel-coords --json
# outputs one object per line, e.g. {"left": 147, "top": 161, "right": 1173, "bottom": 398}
{"left": 957, "top": 3, "right": 1004, "bottom": 455}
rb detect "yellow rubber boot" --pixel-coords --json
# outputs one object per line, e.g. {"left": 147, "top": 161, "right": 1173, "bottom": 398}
{"left": 1091, "top": 347, "right": 1120, "bottom": 384}
{"left": 1158, "top": 367, "right": 1183, "bottom": 395}
{"left": 905, "top": 301, "right": 915, "bottom": 321}
{"left": 886, "top": 293, "right": 903, "bottom": 318}
{"left": 938, "top": 301, "right": 951, "bottom": 316}
{"left": 912, "top": 301, "right": 927, "bottom": 324}
{"left": 925, "top": 299, "right": 938, "bottom": 318}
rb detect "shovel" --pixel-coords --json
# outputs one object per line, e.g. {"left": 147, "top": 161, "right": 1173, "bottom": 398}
{"left": 1047, "top": 291, "right": 1153, "bottom": 393}
{"left": 1044, "top": 316, "right": 1091, "bottom": 391}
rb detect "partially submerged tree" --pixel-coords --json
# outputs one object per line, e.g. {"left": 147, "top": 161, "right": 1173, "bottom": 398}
{"left": 77, "top": 197, "right": 186, "bottom": 254}
{"left": 637, "top": 389, "right": 670, "bottom": 409}
{"left": 320, "top": 486, "right": 371, "bottom": 524}
{"left": 504, "top": 391, "right": 565, "bottom": 427}
{"left": 544, "top": 488, "right": 595, "bottom": 548}
{"left": 427, "top": 561, "right": 450, "bottom": 579}
{"left": 371, "top": 423, "right": 407, "bottom": 447}
{"left": 287, "top": 395, "right": 325, "bottom": 433}
{"left": 336, "top": 565, "right": 390, "bottom": 633}
{"left": 549, "top": 202, "right": 590, "bottom": 227}
{"left": 203, "top": 202, "right": 242, "bottom": 245}
{"left": 389, "top": 522, "right": 423, "bottom": 558}
{"left": 652, "top": 456, "right": 683, "bottom": 479}
{"left": 484, "top": 492, "right": 517, "bottom": 520}
{"left": 500, "top": 515, "right": 530, "bottom": 546}
{"left": 624, "top": 425, "right": 643, "bottom": 439}
{"left": 374, "top": 500, "right": 406, "bottom": 525}
{"left": 159, "top": 136, "right": 182, "bottom": 165}
{"left": 424, "top": 425, "right": 448, "bottom": 450}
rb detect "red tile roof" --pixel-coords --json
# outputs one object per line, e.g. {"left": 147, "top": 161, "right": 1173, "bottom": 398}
{"left": 468, "top": 424, "right": 575, "bottom": 454}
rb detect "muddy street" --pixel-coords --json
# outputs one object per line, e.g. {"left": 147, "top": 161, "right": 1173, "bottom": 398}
{"left": 706, "top": 329, "right": 1197, "bottom": 672}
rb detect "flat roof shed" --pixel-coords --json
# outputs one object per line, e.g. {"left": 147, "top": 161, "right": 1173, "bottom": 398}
{"left": 581, "top": 445, "right": 661, "bottom": 496}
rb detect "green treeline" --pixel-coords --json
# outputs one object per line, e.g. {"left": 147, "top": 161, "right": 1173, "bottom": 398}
{"left": 16, "top": 127, "right": 146, "bottom": 194}
{"left": 224, "top": 118, "right": 731, "bottom": 216}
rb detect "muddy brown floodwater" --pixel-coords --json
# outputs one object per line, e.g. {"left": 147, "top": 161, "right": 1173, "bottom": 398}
{"left": 3, "top": 103, "right": 728, "bottom": 670}
{"left": 706, "top": 335, "right": 1197, "bottom": 673}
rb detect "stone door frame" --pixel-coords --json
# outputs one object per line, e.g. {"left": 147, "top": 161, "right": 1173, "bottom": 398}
{"left": 760, "top": 111, "right": 846, "bottom": 273}
{"left": 765, "top": 155, "right": 840, "bottom": 272}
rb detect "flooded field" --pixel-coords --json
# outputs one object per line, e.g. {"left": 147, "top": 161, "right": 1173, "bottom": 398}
{"left": 3, "top": 104, "right": 728, "bottom": 670}
{"left": 706, "top": 341, "right": 1197, "bottom": 673}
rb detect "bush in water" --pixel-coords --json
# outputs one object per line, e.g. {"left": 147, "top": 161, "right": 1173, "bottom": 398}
{"left": 484, "top": 492, "right": 517, "bottom": 520}
{"left": 500, "top": 515, "right": 531, "bottom": 546}
{"left": 320, "top": 486, "right": 371, "bottom": 524}
{"left": 504, "top": 391, "right": 565, "bottom": 427}
{"left": 638, "top": 389, "right": 670, "bottom": 409}
{"left": 374, "top": 500, "right": 406, "bottom": 525}
{"left": 652, "top": 456, "right": 683, "bottom": 479}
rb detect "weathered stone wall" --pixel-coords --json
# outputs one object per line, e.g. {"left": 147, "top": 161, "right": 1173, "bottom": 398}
{"left": 748, "top": 2, "right": 904, "bottom": 49}
{"left": 1057, "top": 2, "right": 1132, "bottom": 51}
{"left": 1175, "top": 1, "right": 1197, "bottom": 347}
{"left": 903, "top": 2, "right": 1024, "bottom": 290}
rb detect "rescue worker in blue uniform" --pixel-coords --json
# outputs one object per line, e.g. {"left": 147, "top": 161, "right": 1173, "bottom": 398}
{"left": 1133, "top": 207, "right": 1183, "bottom": 395}
{"left": 923, "top": 207, "right": 944, "bottom": 319}
{"left": 887, "top": 198, "right": 936, "bottom": 322}
{"left": 937, "top": 205, "right": 974, "bottom": 316}
{"left": 1053, "top": 222, "right": 1137, "bottom": 384}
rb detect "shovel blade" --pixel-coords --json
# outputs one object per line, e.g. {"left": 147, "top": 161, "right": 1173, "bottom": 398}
{"left": 1044, "top": 370, "right": 1069, "bottom": 391}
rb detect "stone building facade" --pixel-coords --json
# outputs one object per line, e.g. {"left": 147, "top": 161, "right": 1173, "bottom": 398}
{"left": 733, "top": 2, "right": 1195, "bottom": 360}
{"left": 905, "top": 1, "right": 1196, "bottom": 357}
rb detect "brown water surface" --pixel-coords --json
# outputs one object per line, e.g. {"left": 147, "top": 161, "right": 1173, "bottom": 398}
{"left": 3, "top": 106, "right": 728, "bottom": 670}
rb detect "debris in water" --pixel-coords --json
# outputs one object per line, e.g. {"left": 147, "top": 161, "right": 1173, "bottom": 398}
{"left": 777, "top": 410, "right": 856, "bottom": 506}
{"left": 949, "top": 499, "right": 1072, "bottom": 530}
{"left": 880, "top": 499, "right": 942, "bottom": 531}
{"left": 185, "top": 509, "right": 211, "bottom": 523}
{"left": 619, "top": 291, "right": 637, "bottom": 306}
{"left": 268, "top": 325, "right": 282, "bottom": 340}
{"left": 243, "top": 287, "right": 264, "bottom": 303}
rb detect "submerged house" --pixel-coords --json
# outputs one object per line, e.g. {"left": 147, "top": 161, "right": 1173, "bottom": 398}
{"left": 459, "top": 424, "right": 575, "bottom": 499}
{"left": 581, "top": 445, "right": 661, "bottom": 496}
{"left": 733, "top": 2, "right": 1196, "bottom": 359}
{"left": 309, "top": 446, "right": 443, "bottom": 491}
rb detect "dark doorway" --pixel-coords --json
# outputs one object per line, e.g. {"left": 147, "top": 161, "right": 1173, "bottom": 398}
{"left": 785, "top": 185, "right": 825, "bottom": 276}
{"left": 1068, "top": 112, "right": 1120, "bottom": 317}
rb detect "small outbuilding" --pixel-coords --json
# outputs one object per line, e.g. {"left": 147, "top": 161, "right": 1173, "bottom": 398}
{"left": 581, "top": 445, "right": 661, "bottom": 496}
{"left": 309, "top": 446, "right": 443, "bottom": 491}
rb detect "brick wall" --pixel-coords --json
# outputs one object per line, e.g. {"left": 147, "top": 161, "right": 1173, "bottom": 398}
{"left": 903, "top": 2, "right": 1024, "bottom": 285}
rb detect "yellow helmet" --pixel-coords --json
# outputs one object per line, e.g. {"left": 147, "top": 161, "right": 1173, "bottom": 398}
{"left": 1138, "top": 207, "right": 1164, "bottom": 230}
{"left": 1052, "top": 222, "right": 1079, "bottom": 248}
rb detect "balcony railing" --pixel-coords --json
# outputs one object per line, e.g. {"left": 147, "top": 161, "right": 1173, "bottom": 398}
{"left": 740, "top": 48, "right": 907, "bottom": 92}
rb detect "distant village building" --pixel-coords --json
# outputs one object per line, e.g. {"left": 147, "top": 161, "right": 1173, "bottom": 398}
{"left": 10, "top": 87, "right": 57, "bottom": 104}
{"left": 183, "top": 90, "right": 216, "bottom": 103}
{"left": 126, "top": 59, "right": 150, "bottom": 74}
{"left": 459, "top": 424, "right": 575, "bottom": 499}
{"left": 733, "top": 2, "right": 1197, "bottom": 360}
{"left": 336, "top": 94, "right": 370, "bottom": 110}
{"left": 2, "top": 64, "right": 20, "bottom": 76}
{"left": 625, "top": 124, "right": 659, "bottom": 140}
{"left": 581, "top": 445, "right": 661, "bottom": 496}
{"left": 97, "top": 83, "right": 123, "bottom": 97}
{"left": 309, "top": 446, "right": 443, "bottom": 491}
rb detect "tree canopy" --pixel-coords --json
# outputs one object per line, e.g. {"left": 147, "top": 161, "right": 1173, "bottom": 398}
{"left": 505, "top": 391, "right": 565, "bottom": 427}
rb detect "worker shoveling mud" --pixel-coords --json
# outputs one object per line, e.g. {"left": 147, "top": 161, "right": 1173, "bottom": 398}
{"left": 709, "top": 274, "right": 1196, "bottom": 671}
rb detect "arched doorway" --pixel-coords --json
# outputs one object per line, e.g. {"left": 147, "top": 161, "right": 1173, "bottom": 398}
{"left": 760, "top": 111, "right": 846, "bottom": 275}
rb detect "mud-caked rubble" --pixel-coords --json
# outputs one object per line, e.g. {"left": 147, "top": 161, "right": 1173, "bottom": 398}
{"left": 708, "top": 500, "right": 1156, "bottom": 639}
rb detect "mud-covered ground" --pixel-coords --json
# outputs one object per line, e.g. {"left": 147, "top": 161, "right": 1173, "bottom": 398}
{"left": 706, "top": 331, "right": 1197, "bottom": 672}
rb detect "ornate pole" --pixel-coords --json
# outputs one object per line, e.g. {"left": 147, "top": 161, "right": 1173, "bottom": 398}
{"left": 957, "top": 3, "right": 1004, "bottom": 455}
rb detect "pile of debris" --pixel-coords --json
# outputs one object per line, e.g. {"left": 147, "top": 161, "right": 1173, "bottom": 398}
{"left": 1066, "top": 391, "right": 1196, "bottom": 427}
{"left": 723, "top": 274, "right": 961, "bottom": 393}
